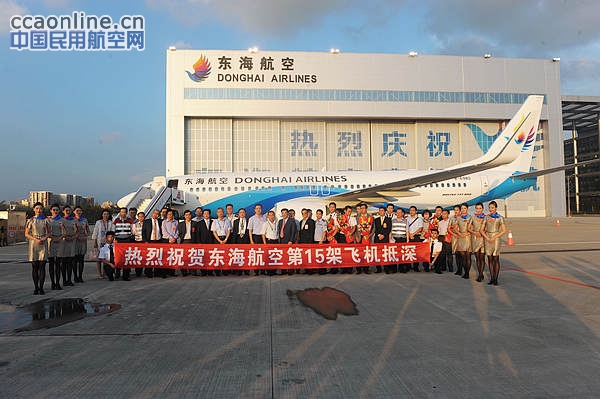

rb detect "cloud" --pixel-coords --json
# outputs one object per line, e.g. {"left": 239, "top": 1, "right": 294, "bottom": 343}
{"left": 146, "top": 0, "right": 360, "bottom": 36}
{"left": 98, "top": 132, "right": 123, "bottom": 144}
{"left": 0, "top": 0, "right": 28, "bottom": 35}
{"left": 42, "top": 0, "right": 73, "bottom": 8}
{"left": 170, "top": 39, "right": 193, "bottom": 49}
{"left": 421, "top": 0, "right": 600, "bottom": 57}
{"left": 560, "top": 57, "right": 600, "bottom": 94}
{"left": 128, "top": 171, "right": 161, "bottom": 184}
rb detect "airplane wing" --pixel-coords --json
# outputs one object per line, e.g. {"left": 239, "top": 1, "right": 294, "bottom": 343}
{"left": 510, "top": 158, "right": 600, "bottom": 180}
{"left": 331, "top": 95, "right": 545, "bottom": 203}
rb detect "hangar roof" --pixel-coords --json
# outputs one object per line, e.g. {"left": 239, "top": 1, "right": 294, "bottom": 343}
{"left": 562, "top": 95, "right": 600, "bottom": 131}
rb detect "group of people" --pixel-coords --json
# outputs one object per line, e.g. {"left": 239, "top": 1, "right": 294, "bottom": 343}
{"left": 25, "top": 202, "right": 90, "bottom": 295}
{"left": 25, "top": 199, "right": 507, "bottom": 294}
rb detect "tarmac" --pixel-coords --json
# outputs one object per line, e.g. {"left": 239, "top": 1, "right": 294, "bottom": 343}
{"left": 0, "top": 217, "right": 598, "bottom": 398}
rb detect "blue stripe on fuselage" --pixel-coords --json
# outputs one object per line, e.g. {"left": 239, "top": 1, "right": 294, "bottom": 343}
{"left": 468, "top": 176, "right": 538, "bottom": 205}
{"left": 198, "top": 187, "right": 348, "bottom": 216}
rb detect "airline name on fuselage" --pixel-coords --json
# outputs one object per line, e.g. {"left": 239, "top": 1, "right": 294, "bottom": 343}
{"left": 234, "top": 175, "right": 348, "bottom": 184}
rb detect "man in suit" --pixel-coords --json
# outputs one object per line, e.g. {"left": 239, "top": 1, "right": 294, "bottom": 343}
{"left": 177, "top": 210, "right": 198, "bottom": 276}
{"left": 142, "top": 209, "right": 162, "bottom": 278}
{"left": 232, "top": 208, "right": 250, "bottom": 275}
{"left": 297, "top": 208, "right": 316, "bottom": 274}
{"left": 197, "top": 209, "right": 214, "bottom": 276}
{"left": 373, "top": 206, "right": 392, "bottom": 273}
{"left": 277, "top": 208, "right": 298, "bottom": 275}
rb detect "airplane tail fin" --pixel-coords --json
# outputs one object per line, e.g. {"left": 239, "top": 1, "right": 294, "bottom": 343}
{"left": 464, "top": 95, "right": 544, "bottom": 170}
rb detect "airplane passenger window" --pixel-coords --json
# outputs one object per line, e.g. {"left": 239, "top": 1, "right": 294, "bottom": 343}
{"left": 202, "top": 187, "right": 206, "bottom": 192}
{"left": 441, "top": 183, "right": 444, "bottom": 187}
{"left": 209, "top": 187, "right": 212, "bottom": 192}
{"left": 196, "top": 187, "right": 200, "bottom": 192}
{"left": 344, "top": 185, "right": 348, "bottom": 189}
{"left": 221, "top": 187, "right": 225, "bottom": 191}
{"left": 268, "top": 186, "right": 272, "bottom": 190}
{"left": 234, "top": 187, "right": 238, "bottom": 192}
{"left": 350, "top": 185, "right": 354, "bottom": 189}
{"left": 241, "top": 187, "right": 245, "bottom": 191}
{"left": 435, "top": 184, "right": 439, "bottom": 188}
{"left": 362, "top": 184, "right": 366, "bottom": 188}
{"left": 227, "top": 187, "right": 231, "bottom": 191}
{"left": 282, "top": 186, "right": 286, "bottom": 190}
{"left": 452, "top": 183, "right": 456, "bottom": 187}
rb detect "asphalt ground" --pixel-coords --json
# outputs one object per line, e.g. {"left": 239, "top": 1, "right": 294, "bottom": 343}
{"left": 0, "top": 217, "right": 598, "bottom": 398}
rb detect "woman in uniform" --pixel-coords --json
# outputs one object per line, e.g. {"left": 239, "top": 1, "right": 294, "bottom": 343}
{"left": 449, "top": 205, "right": 461, "bottom": 275}
{"left": 25, "top": 202, "right": 49, "bottom": 294}
{"left": 480, "top": 200, "right": 507, "bottom": 285}
{"left": 469, "top": 202, "right": 486, "bottom": 282}
{"left": 455, "top": 203, "right": 472, "bottom": 279}
{"left": 47, "top": 204, "right": 63, "bottom": 290}
{"left": 91, "top": 210, "right": 114, "bottom": 279}
{"left": 73, "top": 206, "right": 90, "bottom": 283}
{"left": 61, "top": 205, "right": 78, "bottom": 286}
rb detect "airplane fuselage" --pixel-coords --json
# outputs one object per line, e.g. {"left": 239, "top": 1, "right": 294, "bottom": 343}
{"left": 165, "top": 168, "right": 535, "bottom": 214}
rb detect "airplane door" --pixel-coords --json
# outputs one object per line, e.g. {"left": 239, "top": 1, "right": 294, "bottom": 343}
{"left": 309, "top": 185, "right": 319, "bottom": 196}
{"left": 481, "top": 176, "right": 489, "bottom": 195}
{"left": 322, "top": 185, "right": 330, "bottom": 196}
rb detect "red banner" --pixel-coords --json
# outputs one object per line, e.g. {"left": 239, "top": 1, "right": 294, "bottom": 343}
{"left": 114, "top": 242, "right": 430, "bottom": 270}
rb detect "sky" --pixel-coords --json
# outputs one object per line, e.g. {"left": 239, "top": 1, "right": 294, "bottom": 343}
{"left": 1, "top": 0, "right": 599, "bottom": 204}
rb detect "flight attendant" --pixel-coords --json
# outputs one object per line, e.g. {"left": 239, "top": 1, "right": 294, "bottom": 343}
{"left": 47, "top": 204, "right": 64, "bottom": 289}
{"left": 25, "top": 202, "right": 49, "bottom": 294}
{"left": 73, "top": 206, "right": 90, "bottom": 283}
{"left": 481, "top": 200, "right": 506, "bottom": 285}
{"left": 469, "top": 202, "right": 486, "bottom": 282}
{"left": 61, "top": 205, "right": 78, "bottom": 286}
{"left": 449, "top": 205, "right": 461, "bottom": 275}
{"left": 455, "top": 203, "right": 472, "bottom": 279}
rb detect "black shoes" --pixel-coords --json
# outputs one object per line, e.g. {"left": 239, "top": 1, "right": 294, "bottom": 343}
{"left": 33, "top": 289, "right": 39, "bottom": 295}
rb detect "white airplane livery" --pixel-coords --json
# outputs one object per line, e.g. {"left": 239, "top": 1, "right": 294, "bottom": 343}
{"left": 119, "top": 95, "right": 546, "bottom": 216}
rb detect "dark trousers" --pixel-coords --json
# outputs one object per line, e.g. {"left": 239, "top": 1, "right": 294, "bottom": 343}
{"left": 440, "top": 237, "right": 452, "bottom": 272}
{"left": 133, "top": 240, "right": 145, "bottom": 276}
{"left": 179, "top": 239, "right": 194, "bottom": 276}
{"left": 391, "top": 236, "right": 406, "bottom": 273}
{"left": 410, "top": 235, "right": 422, "bottom": 271}
{"left": 145, "top": 239, "right": 162, "bottom": 277}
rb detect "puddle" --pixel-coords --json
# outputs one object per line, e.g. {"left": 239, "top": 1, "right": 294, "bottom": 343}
{"left": 0, "top": 299, "right": 120, "bottom": 333}
{"left": 287, "top": 287, "right": 358, "bottom": 320}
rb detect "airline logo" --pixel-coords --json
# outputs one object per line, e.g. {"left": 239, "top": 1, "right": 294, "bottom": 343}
{"left": 520, "top": 126, "right": 536, "bottom": 151}
{"left": 186, "top": 55, "right": 212, "bottom": 82}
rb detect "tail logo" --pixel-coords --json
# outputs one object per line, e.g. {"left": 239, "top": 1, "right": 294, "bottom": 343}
{"left": 186, "top": 55, "right": 212, "bottom": 82}
{"left": 521, "top": 126, "right": 535, "bottom": 151}
{"left": 514, "top": 131, "right": 526, "bottom": 145}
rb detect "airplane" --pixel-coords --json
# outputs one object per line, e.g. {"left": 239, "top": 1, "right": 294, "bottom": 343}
{"left": 119, "top": 95, "right": 553, "bottom": 216}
